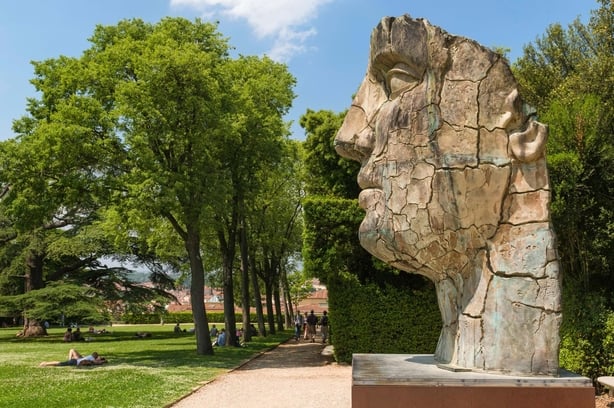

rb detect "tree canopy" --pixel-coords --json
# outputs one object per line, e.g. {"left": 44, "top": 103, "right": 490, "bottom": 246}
{"left": 513, "top": 0, "right": 614, "bottom": 379}
{"left": 0, "top": 17, "right": 297, "bottom": 352}
{"left": 513, "top": 0, "right": 614, "bottom": 297}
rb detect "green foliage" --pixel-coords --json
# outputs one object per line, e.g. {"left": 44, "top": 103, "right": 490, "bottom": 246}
{"left": 513, "top": 1, "right": 614, "bottom": 380}
{"left": 300, "top": 109, "right": 360, "bottom": 198}
{"left": 559, "top": 291, "right": 614, "bottom": 382}
{"left": 604, "top": 313, "right": 614, "bottom": 375}
{"left": 329, "top": 276, "right": 440, "bottom": 363}
{"left": 287, "top": 270, "right": 313, "bottom": 308}
{"left": 0, "top": 282, "right": 107, "bottom": 324}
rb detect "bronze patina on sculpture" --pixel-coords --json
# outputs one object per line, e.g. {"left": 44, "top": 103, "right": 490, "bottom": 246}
{"left": 335, "top": 15, "right": 561, "bottom": 376}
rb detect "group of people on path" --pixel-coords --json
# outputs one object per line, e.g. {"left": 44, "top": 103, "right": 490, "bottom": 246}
{"left": 294, "top": 310, "right": 329, "bottom": 344}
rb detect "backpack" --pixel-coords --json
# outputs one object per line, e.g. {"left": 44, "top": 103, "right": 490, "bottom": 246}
{"left": 320, "top": 315, "right": 328, "bottom": 326}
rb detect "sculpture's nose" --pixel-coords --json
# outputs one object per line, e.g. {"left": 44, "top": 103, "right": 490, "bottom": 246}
{"left": 334, "top": 105, "right": 374, "bottom": 163}
{"left": 335, "top": 75, "right": 386, "bottom": 163}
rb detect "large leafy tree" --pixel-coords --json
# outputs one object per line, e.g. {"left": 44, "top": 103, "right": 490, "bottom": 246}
{"left": 0, "top": 47, "right": 172, "bottom": 335}
{"left": 513, "top": 0, "right": 614, "bottom": 297}
{"left": 210, "top": 55, "right": 295, "bottom": 346}
{"left": 96, "top": 18, "right": 232, "bottom": 355}
{"left": 2, "top": 18, "right": 233, "bottom": 354}
{"left": 248, "top": 139, "right": 303, "bottom": 334}
{"left": 513, "top": 0, "right": 614, "bottom": 379}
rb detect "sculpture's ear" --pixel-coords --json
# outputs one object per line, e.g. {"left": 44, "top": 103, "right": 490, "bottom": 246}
{"left": 509, "top": 120, "right": 548, "bottom": 162}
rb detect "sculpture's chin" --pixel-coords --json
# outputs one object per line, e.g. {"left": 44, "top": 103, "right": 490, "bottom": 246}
{"left": 358, "top": 189, "right": 385, "bottom": 246}
{"left": 358, "top": 188, "right": 401, "bottom": 262}
{"left": 358, "top": 188, "right": 383, "bottom": 211}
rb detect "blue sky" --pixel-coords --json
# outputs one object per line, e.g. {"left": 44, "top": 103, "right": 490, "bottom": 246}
{"left": 0, "top": 0, "right": 596, "bottom": 142}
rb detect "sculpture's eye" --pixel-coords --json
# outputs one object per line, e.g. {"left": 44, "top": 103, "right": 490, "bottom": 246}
{"left": 386, "top": 63, "right": 421, "bottom": 99}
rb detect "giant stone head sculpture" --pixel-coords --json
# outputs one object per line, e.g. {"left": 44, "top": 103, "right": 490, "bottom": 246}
{"left": 335, "top": 15, "right": 561, "bottom": 376}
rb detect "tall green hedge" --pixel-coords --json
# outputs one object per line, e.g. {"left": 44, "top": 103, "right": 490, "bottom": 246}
{"left": 122, "top": 312, "right": 260, "bottom": 325}
{"left": 328, "top": 275, "right": 441, "bottom": 363}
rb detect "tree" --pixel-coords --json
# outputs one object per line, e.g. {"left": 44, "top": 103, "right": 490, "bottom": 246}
{"left": 210, "top": 55, "right": 295, "bottom": 344}
{"left": 248, "top": 140, "right": 304, "bottom": 334}
{"left": 0, "top": 56, "right": 173, "bottom": 335}
{"left": 105, "top": 18, "right": 233, "bottom": 355}
{"left": 513, "top": 0, "right": 614, "bottom": 379}
{"left": 513, "top": 0, "right": 614, "bottom": 298}
{"left": 288, "top": 269, "right": 312, "bottom": 312}
{"left": 300, "top": 109, "right": 360, "bottom": 198}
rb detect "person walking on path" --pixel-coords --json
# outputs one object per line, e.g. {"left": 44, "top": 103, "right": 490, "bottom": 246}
{"left": 303, "top": 311, "right": 309, "bottom": 340}
{"left": 294, "top": 311, "right": 304, "bottom": 341}
{"left": 306, "top": 310, "right": 318, "bottom": 342}
{"left": 320, "top": 310, "right": 329, "bottom": 344}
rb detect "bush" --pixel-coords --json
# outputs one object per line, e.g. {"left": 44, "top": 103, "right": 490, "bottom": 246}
{"left": 329, "top": 275, "right": 441, "bottom": 364}
{"left": 559, "top": 292, "right": 614, "bottom": 384}
{"left": 121, "top": 311, "right": 263, "bottom": 325}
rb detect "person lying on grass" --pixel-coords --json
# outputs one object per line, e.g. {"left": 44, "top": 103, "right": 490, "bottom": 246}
{"left": 39, "top": 348, "right": 107, "bottom": 367}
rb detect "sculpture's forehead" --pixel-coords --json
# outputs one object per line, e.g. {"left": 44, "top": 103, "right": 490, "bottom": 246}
{"left": 369, "top": 15, "right": 429, "bottom": 81}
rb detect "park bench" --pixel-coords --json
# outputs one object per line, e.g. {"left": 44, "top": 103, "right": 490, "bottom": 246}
{"left": 597, "top": 376, "right": 614, "bottom": 396}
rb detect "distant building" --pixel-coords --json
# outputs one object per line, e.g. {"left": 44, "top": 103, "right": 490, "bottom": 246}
{"left": 165, "top": 279, "right": 329, "bottom": 315}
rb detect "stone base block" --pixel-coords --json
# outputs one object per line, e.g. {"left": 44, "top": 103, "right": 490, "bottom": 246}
{"left": 352, "top": 354, "right": 595, "bottom": 408}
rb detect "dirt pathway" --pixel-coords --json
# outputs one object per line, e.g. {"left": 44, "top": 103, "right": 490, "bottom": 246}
{"left": 169, "top": 339, "right": 352, "bottom": 408}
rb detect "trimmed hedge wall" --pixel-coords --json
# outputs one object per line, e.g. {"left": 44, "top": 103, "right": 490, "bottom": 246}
{"left": 328, "top": 276, "right": 441, "bottom": 363}
{"left": 122, "top": 312, "right": 261, "bottom": 325}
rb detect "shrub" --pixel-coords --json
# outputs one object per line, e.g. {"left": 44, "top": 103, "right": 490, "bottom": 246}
{"left": 559, "top": 291, "right": 614, "bottom": 384}
{"left": 329, "top": 275, "right": 441, "bottom": 364}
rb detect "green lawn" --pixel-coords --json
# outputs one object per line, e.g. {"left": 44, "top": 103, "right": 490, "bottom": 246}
{"left": 0, "top": 324, "right": 291, "bottom": 408}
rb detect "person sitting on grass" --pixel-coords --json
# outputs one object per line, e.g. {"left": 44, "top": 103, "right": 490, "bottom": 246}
{"left": 39, "top": 349, "right": 107, "bottom": 367}
{"left": 71, "top": 327, "right": 84, "bottom": 342}
{"left": 214, "top": 328, "right": 227, "bottom": 346}
{"left": 63, "top": 328, "right": 73, "bottom": 342}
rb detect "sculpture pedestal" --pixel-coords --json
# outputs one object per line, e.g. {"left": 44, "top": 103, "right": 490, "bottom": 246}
{"left": 352, "top": 354, "right": 595, "bottom": 408}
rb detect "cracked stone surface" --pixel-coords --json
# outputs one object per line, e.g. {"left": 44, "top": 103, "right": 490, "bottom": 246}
{"left": 334, "top": 15, "right": 561, "bottom": 376}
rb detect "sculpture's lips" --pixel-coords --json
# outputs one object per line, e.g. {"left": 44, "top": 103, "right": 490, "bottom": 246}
{"left": 358, "top": 188, "right": 383, "bottom": 210}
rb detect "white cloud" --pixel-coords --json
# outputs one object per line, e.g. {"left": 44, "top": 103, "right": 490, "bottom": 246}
{"left": 170, "top": 0, "right": 332, "bottom": 61}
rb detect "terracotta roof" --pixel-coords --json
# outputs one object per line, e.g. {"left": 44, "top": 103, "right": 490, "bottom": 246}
{"left": 165, "top": 284, "right": 329, "bottom": 315}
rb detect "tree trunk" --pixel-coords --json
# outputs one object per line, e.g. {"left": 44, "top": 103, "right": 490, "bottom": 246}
{"left": 280, "top": 266, "right": 293, "bottom": 327}
{"left": 264, "top": 280, "right": 276, "bottom": 335}
{"left": 274, "top": 280, "right": 284, "bottom": 331}
{"left": 250, "top": 258, "right": 267, "bottom": 337}
{"left": 21, "top": 250, "right": 47, "bottom": 337}
{"left": 239, "top": 220, "right": 252, "bottom": 342}
{"left": 219, "top": 228, "right": 238, "bottom": 347}
{"left": 185, "top": 226, "right": 213, "bottom": 355}
{"left": 20, "top": 319, "right": 47, "bottom": 337}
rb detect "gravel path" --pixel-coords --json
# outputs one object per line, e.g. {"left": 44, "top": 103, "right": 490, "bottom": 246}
{"left": 169, "top": 339, "right": 352, "bottom": 408}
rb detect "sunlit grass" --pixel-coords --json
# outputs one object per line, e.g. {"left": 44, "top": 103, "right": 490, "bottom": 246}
{"left": 0, "top": 324, "right": 292, "bottom": 408}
